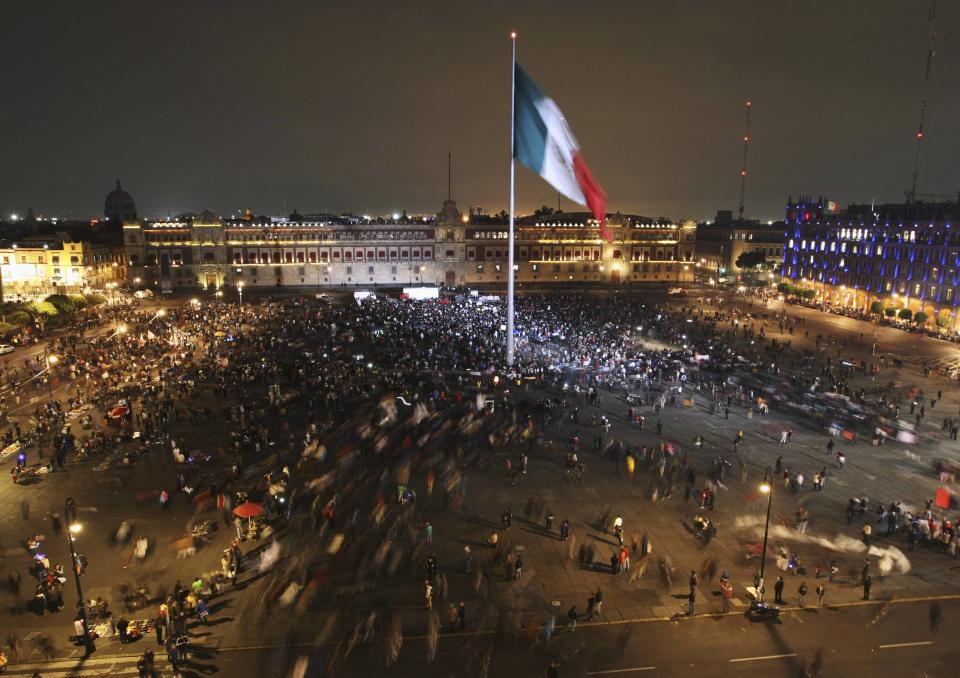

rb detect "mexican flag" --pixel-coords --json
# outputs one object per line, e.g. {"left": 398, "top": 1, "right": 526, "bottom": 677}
{"left": 514, "top": 64, "right": 611, "bottom": 242}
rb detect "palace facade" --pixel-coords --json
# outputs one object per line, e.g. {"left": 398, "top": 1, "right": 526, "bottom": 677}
{"left": 123, "top": 200, "right": 697, "bottom": 291}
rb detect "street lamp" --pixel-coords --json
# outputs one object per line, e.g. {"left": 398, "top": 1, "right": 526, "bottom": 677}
{"left": 44, "top": 352, "right": 58, "bottom": 399}
{"left": 237, "top": 281, "right": 244, "bottom": 309}
{"left": 756, "top": 466, "right": 775, "bottom": 603}
{"left": 64, "top": 497, "right": 95, "bottom": 656}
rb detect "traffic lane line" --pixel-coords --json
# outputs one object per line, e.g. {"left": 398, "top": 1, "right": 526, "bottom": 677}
{"left": 3, "top": 653, "right": 150, "bottom": 671}
{"left": 878, "top": 641, "right": 933, "bottom": 649}
{"left": 729, "top": 653, "right": 797, "bottom": 663}
{"left": 586, "top": 668, "right": 657, "bottom": 675}
{"left": 201, "top": 593, "right": 960, "bottom": 648}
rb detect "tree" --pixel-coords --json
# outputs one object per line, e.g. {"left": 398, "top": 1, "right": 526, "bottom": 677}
{"left": 937, "top": 311, "right": 952, "bottom": 329}
{"left": 26, "top": 301, "right": 58, "bottom": 332}
{"left": 914, "top": 311, "right": 929, "bottom": 325}
{"left": 870, "top": 301, "right": 884, "bottom": 315}
{"left": 884, "top": 307, "right": 897, "bottom": 318}
{"left": 532, "top": 205, "right": 556, "bottom": 218}
{"left": 735, "top": 250, "right": 767, "bottom": 270}
{"left": 898, "top": 308, "right": 913, "bottom": 321}
{"left": 801, "top": 289, "right": 816, "bottom": 300}
{"left": 7, "top": 310, "right": 31, "bottom": 326}
{"left": 45, "top": 294, "right": 76, "bottom": 314}
{"left": 777, "top": 282, "right": 791, "bottom": 294}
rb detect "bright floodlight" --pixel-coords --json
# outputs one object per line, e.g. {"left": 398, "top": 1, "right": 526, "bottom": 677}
{"left": 48, "top": 355, "right": 58, "bottom": 365}
{"left": 760, "top": 483, "right": 771, "bottom": 494}
{"left": 69, "top": 522, "right": 82, "bottom": 534}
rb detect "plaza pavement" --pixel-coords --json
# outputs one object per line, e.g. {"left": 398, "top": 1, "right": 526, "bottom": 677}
{"left": 1, "top": 293, "right": 959, "bottom": 675}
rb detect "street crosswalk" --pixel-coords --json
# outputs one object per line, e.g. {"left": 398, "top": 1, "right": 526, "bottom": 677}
{"left": 2, "top": 653, "right": 170, "bottom": 676}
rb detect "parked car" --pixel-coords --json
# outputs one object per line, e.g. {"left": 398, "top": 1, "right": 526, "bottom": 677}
{"left": 0, "top": 345, "right": 16, "bottom": 355}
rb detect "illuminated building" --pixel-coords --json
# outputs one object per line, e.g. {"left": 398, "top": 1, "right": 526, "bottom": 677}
{"left": 123, "top": 198, "right": 697, "bottom": 290}
{"left": 781, "top": 195, "right": 960, "bottom": 327}
{"left": 0, "top": 238, "right": 126, "bottom": 301}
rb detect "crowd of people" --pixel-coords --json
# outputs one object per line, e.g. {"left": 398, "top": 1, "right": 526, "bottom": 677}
{"left": 0, "top": 287, "right": 954, "bottom": 675}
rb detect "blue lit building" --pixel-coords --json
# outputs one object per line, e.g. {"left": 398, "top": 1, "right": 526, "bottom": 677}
{"left": 781, "top": 195, "right": 960, "bottom": 327}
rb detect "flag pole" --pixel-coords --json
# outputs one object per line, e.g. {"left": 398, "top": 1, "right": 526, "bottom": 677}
{"left": 507, "top": 30, "right": 517, "bottom": 369}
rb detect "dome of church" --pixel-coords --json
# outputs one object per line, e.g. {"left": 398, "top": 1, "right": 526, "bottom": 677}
{"left": 104, "top": 179, "right": 137, "bottom": 221}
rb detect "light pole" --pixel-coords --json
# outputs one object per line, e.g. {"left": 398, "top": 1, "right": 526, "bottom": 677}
{"left": 237, "top": 281, "right": 244, "bottom": 309}
{"left": 64, "top": 497, "right": 95, "bottom": 656}
{"left": 43, "top": 350, "right": 58, "bottom": 400}
{"left": 757, "top": 466, "right": 774, "bottom": 603}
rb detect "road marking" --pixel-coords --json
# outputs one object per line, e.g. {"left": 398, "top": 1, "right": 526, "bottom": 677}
{"left": 878, "top": 641, "right": 933, "bottom": 649}
{"left": 729, "top": 653, "right": 797, "bottom": 663}
{"left": 6, "top": 654, "right": 145, "bottom": 670}
{"left": 587, "top": 668, "right": 657, "bottom": 675}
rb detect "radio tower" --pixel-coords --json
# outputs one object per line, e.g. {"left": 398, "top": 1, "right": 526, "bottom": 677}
{"left": 909, "top": 0, "right": 939, "bottom": 202}
{"left": 737, "top": 100, "right": 752, "bottom": 221}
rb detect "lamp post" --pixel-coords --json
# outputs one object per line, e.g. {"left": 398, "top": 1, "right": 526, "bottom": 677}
{"left": 64, "top": 497, "right": 95, "bottom": 656}
{"left": 44, "top": 350, "right": 58, "bottom": 400}
{"left": 237, "top": 281, "right": 244, "bottom": 309}
{"left": 757, "top": 466, "right": 775, "bottom": 603}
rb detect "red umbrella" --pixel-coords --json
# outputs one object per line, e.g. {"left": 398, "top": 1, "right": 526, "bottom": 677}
{"left": 232, "top": 501, "right": 264, "bottom": 518}
{"left": 109, "top": 405, "right": 129, "bottom": 418}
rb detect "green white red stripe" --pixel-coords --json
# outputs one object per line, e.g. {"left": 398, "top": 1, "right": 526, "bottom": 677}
{"left": 514, "top": 63, "right": 611, "bottom": 242}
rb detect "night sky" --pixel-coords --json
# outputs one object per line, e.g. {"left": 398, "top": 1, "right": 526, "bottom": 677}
{"left": 2, "top": 0, "right": 958, "bottom": 221}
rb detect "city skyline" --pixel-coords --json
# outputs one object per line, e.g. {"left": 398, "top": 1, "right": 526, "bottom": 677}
{"left": 2, "top": 1, "right": 958, "bottom": 222}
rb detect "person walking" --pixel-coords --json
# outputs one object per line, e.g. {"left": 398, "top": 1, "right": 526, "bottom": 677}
{"left": 774, "top": 576, "right": 785, "bottom": 604}
{"left": 502, "top": 508, "right": 512, "bottom": 530}
{"left": 567, "top": 605, "right": 578, "bottom": 631}
{"left": 687, "top": 588, "right": 696, "bottom": 616}
{"left": 863, "top": 575, "right": 872, "bottom": 600}
{"left": 165, "top": 638, "right": 181, "bottom": 676}
{"left": 545, "top": 511, "right": 554, "bottom": 533}
{"left": 862, "top": 522, "right": 872, "bottom": 546}
{"left": 816, "top": 584, "right": 825, "bottom": 607}
{"left": 457, "top": 601, "right": 466, "bottom": 630}
{"left": 514, "top": 555, "right": 523, "bottom": 580}
{"left": 560, "top": 518, "right": 570, "bottom": 541}
{"left": 594, "top": 588, "right": 603, "bottom": 617}
{"left": 798, "top": 582, "right": 807, "bottom": 608}
{"left": 195, "top": 598, "right": 209, "bottom": 625}
{"left": 155, "top": 614, "right": 165, "bottom": 646}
